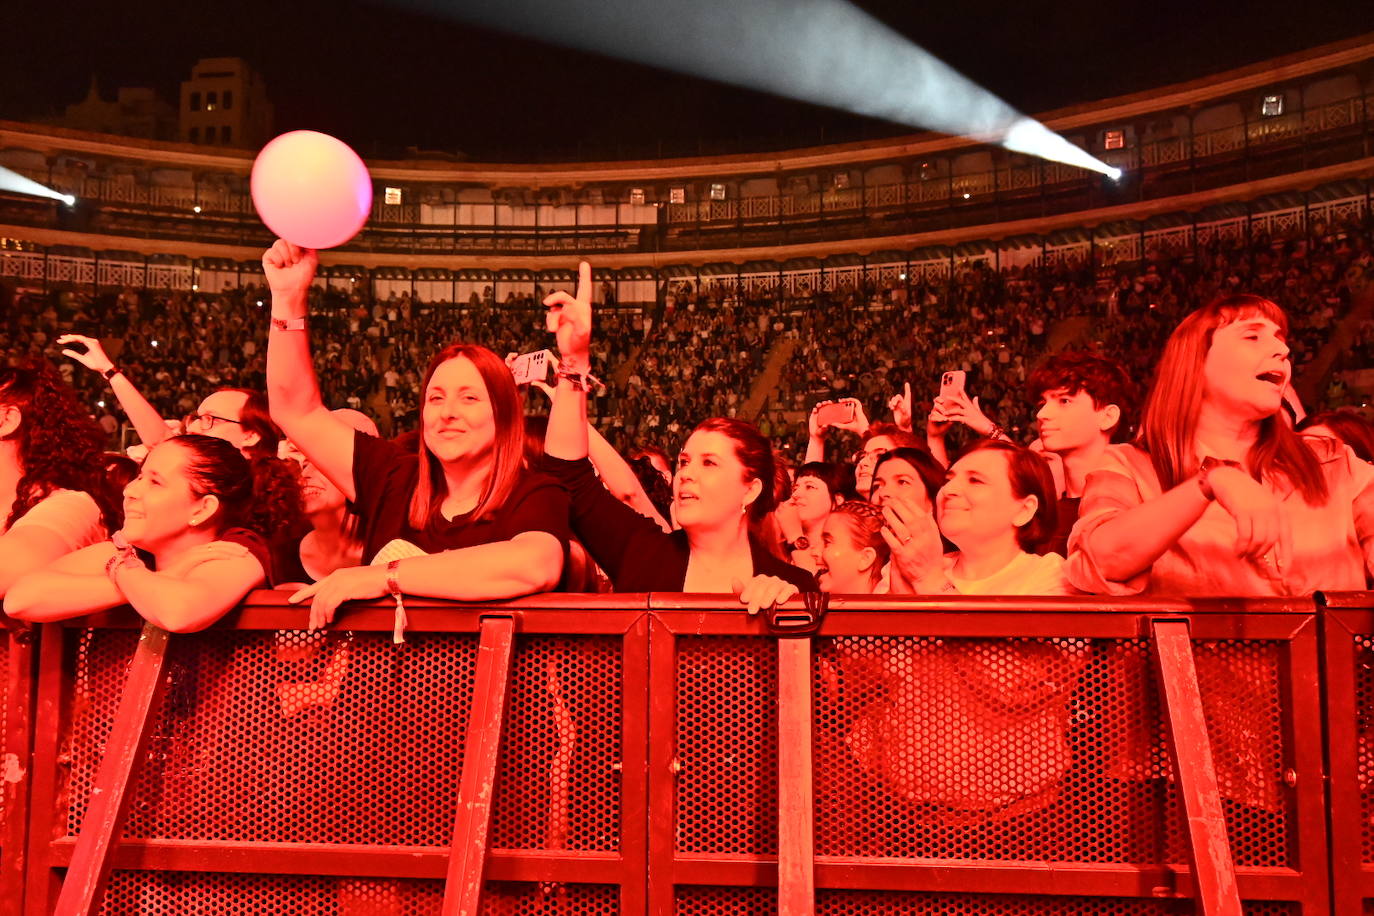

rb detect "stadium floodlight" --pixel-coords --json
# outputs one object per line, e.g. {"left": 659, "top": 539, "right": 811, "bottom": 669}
{"left": 389, "top": 0, "right": 1122, "bottom": 178}
{"left": 0, "top": 165, "right": 77, "bottom": 204}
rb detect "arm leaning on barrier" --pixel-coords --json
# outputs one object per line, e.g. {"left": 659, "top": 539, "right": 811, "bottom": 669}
{"left": 5, "top": 539, "right": 264, "bottom": 631}
{"left": 290, "top": 533, "right": 565, "bottom": 630}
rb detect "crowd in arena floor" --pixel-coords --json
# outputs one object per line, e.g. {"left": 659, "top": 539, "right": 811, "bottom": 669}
{"left": 1, "top": 218, "right": 1371, "bottom": 462}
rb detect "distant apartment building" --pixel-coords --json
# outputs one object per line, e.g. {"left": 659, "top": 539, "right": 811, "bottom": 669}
{"left": 179, "top": 57, "right": 273, "bottom": 148}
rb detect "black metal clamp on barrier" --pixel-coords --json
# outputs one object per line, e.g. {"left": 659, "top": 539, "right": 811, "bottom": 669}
{"left": 764, "top": 592, "right": 830, "bottom": 638}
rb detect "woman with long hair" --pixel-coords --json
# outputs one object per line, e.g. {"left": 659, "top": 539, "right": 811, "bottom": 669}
{"left": 1068, "top": 294, "right": 1374, "bottom": 596}
{"left": 5, "top": 435, "right": 291, "bottom": 630}
{"left": 0, "top": 362, "right": 121, "bottom": 597}
{"left": 542, "top": 263, "right": 815, "bottom": 612}
{"left": 262, "top": 240, "right": 569, "bottom": 626}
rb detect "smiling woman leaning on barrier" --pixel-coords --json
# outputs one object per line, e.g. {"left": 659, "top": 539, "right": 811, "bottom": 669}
{"left": 260, "top": 239, "right": 570, "bottom": 629}
{"left": 4, "top": 435, "right": 291, "bottom": 631}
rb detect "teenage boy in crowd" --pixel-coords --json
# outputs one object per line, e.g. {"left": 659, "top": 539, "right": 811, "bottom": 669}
{"left": 929, "top": 352, "right": 1136, "bottom": 556}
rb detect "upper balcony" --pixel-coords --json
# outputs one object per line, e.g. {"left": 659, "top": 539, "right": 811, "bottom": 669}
{"left": 0, "top": 34, "right": 1372, "bottom": 263}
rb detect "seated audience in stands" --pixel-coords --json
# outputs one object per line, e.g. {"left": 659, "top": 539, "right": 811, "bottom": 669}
{"left": 261, "top": 240, "right": 569, "bottom": 628}
{"left": 886, "top": 440, "right": 1070, "bottom": 595}
{"left": 542, "top": 262, "right": 816, "bottom": 613}
{"left": 1068, "top": 294, "right": 1374, "bottom": 596}
{"left": 0, "top": 363, "right": 121, "bottom": 597}
{"left": 5, "top": 434, "right": 294, "bottom": 630}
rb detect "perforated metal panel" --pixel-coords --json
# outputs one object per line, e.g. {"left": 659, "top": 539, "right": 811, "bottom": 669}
{"left": 66, "top": 629, "right": 478, "bottom": 844}
{"left": 675, "top": 887, "right": 1299, "bottom": 915}
{"left": 491, "top": 636, "right": 623, "bottom": 851}
{"left": 1356, "top": 633, "right": 1374, "bottom": 865}
{"left": 675, "top": 637, "right": 778, "bottom": 855}
{"left": 63, "top": 629, "right": 625, "bottom": 853}
{"left": 672, "top": 632, "right": 1291, "bottom": 868}
{"left": 96, "top": 872, "right": 619, "bottom": 915}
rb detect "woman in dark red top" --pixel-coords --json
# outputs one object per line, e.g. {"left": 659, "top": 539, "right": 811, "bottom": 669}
{"left": 542, "top": 263, "right": 815, "bottom": 610}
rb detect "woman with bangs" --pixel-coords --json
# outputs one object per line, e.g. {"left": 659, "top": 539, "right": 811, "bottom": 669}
{"left": 261, "top": 240, "right": 570, "bottom": 627}
{"left": 1062, "top": 293, "right": 1374, "bottom": 819}
{"left": 1068, "top": 293, "right": 1374, "bottom": 597}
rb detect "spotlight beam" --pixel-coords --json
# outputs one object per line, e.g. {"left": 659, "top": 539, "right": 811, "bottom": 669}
{"left": 388, "top": 0, "right": 1121, "bottom": 177}
{"left": 0, "top": 165, "right": 75, "bottom": 204}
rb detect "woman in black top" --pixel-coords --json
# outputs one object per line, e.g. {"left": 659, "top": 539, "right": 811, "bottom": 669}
{"left": 542, "top": 263, "right": 815, "bottom": 611}
{"left": 261, "top": 240, "right": 569, "bottom": 625}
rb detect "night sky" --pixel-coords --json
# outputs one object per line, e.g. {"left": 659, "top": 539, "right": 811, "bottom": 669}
{"left": 3, "top": 0, "right": 1370, "bottom": 160}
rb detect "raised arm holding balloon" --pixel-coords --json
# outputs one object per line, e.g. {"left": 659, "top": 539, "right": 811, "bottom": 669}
{"left": 262, "top": 239, "right": 568, "bottom": 627}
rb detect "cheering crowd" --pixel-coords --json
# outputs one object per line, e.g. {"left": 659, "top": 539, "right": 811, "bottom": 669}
{"left": 0, "top": 230, "right": 1372, "bottom": 629}
{"left": 1, "top": 234, "right": 1372, "bottom": 827}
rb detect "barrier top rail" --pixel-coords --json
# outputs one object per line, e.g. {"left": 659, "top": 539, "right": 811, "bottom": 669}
{"left": 51, "top": 590, "right": 1334, "bottom": 636}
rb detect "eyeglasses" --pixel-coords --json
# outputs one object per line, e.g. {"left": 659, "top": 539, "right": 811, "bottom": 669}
{"left": 849, "top": 446, "right": 893, "bottom": 466}
{"left": 189, "top": 413, "right": 242, "bottom": 431}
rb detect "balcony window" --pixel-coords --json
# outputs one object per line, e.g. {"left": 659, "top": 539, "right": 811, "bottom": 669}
{"left": 1261, "top": 94, "right": 1284, "bottom": 117}
{"left": 189, "top": 92, "right": 201, "bottom": 111}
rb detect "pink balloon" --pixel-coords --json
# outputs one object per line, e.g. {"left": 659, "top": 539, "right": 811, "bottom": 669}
{"left": 250, "top": 130, "right": 372, "bottom": 249}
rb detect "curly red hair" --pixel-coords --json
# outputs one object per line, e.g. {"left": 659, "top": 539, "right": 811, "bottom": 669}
{"left": 0, "top": 361, "right": 120, "bottom": 533}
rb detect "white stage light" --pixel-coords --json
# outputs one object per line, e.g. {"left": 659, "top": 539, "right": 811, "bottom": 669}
{"left": 0, "top": 165, "right": 76, "bottom": 204}
{"left": 395, "top": 0, "right": 1122, "bottom": 177}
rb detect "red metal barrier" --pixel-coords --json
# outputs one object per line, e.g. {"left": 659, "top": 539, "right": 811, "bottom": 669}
{"left": 649, "top": 594, "right": 1327, "bottom": 916}
{"left": 1, "top": 620, "right": 36, "bottom": 910}
{"left": 1, "top": 592, "right": 1336, "bottom": 914}
{"left": 1321, "top": 591, "right": 1374, "bottom": 916}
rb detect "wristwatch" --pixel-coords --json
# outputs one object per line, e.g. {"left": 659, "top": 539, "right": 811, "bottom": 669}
{"left": 1197, "top": 456, "right": 1242, "bottom": 501}
{"left": 101, "top": 366, "right": 121, "bottom": 381}
{"left": 785, "top": 536, "right": 811, "bottom": 553}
